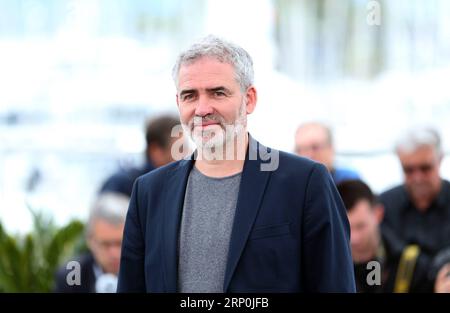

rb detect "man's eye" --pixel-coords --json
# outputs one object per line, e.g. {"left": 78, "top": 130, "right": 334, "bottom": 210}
{"left": 182, "top": 94, "right": 193, "bottom": 101}
{"left": 214, "top": 91, "right": 226, "bottom": 97}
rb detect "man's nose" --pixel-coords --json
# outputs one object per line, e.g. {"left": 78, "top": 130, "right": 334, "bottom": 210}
{"left": 194, "top": 95, "right": 214, "bottom": 116}
{"left": 409, "top": 170, "right": 426, "bottom": 183}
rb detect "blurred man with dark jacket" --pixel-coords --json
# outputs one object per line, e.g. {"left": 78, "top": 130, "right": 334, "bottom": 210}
{"left": 99, "top": 115, "right": 184, "bottom": 197}
{"left": 380, "top": 128, "right": 450, "bottom": 264}
{"left": 54, "top": 192, "right": 129, "bottom": 293}
{"left": 337, "top": 179, "right": 432, "bottom": 292}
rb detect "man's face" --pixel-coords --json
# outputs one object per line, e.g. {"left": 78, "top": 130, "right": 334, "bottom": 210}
{"left": 176, "top": 57, "right": 255, "bottom": 151}
{"left": 347, "top": 200, "right": 383, "bottom": 263}
{"left": 295, "top": 125, "right": 334, "bottom": 170}
{"left": 398, "top": 145, "right": 442, "bottom": 202}
{"left": 88, "top": 220, "right": 124, "bottom": 275}
{"left": 148, "top": 134, "right": 187, "bottom": 167}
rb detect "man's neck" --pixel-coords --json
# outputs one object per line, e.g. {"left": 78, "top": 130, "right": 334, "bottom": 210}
{"left": 414, "top": 198, "right": 432, "bottom": 212}
{"left": 195, "top": 133, "right": 248, "bottom": 178}
{"left": 412, "top": 181, "right": 442, "bottom": 213}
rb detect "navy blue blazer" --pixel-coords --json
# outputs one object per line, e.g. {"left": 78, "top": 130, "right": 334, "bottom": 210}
{"left": 117, "top": 137, "right": 355, "bottom": 292}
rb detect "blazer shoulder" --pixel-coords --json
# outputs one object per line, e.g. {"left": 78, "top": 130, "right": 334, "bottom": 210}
{"left": 136, "top": 159, "right": 187, "bottom": 188}
{"left": 276, "top": 150, "right": 322, "bottom": 176}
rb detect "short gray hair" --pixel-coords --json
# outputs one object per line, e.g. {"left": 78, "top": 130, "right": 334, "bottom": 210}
{"left": 172, "top": 35, "right": 254, "bottom": 92}
{"left": 395, "top": 127, "right": 442, "bottom": 156}
{"left": 86, "top": 192, "right": 130, "bottom": 237}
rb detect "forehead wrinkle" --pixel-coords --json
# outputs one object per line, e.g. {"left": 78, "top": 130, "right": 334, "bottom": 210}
{"left": 177, "top": 58, "right": 239, "bottom": 90}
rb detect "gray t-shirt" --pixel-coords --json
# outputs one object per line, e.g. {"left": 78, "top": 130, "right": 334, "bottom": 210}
{"left": 178, "top": 166, "right": 242, "bottom": 293}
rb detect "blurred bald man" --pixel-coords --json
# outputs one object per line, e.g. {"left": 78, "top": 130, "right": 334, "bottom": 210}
{"left": 295, "top": 122, "right": 360, "bottom": 184}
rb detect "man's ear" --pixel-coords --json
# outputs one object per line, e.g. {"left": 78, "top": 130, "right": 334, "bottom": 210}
{"left": 148, "top": 143, "right": 161, "bottom": 160}
{"left": 374, "top": 204, "right": 385, "bottom": 224}
{"left": 438, "top": 153, "right": 444, "bottom": 167}
{"left": 176, "top": 93, "right": 180, "bottom": 108}
{"left": 245, "top": 86, "right": 257, "bottom": 114}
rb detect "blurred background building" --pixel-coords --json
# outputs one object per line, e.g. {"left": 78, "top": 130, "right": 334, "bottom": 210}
{"left": 1, "top": 0, "right": 450, "bottom": 233}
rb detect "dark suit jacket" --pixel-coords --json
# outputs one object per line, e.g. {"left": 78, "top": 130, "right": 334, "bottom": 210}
{"left": 99, "top": 162, "right": 155, "bottom": 197}
{"left": 54, "top": 253, "right": 96, "bottom": 293}
{"left": 117, "top": 137, "right": 355, "bottom": 292}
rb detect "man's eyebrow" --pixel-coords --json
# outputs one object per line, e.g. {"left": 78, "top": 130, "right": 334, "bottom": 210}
{"left": 179, "top": 89, "right": 197, "bottom": 97}
{"left": 206, "top": 86, "right": 232, "bottom": 94}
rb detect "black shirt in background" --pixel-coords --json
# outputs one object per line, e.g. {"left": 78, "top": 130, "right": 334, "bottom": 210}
{"left": 380, "top": 179, "right": 450, "bottom": 257}
{"left": 99, "top": 161, "right": 155, "bottom": 197}
{"left": 353, "top": 227, "right": 432, "bottom": 293}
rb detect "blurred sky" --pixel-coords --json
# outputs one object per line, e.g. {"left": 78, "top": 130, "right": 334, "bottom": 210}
{"left": 1, "top": 0, "right": 450, "bottom": 233}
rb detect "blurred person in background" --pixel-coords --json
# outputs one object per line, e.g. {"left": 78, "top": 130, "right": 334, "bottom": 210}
{"left": 99, "top": 115, "right": 184, "bottom": 197}
{"left": 54, "top": 192, "right": 129, "bottom": 293}
{"left": 380, "top": 127, "right": 450, "bottom": 260}
{"left": 429, "top": 247, "right": 450, "bottom": 293}
{"left": 337, "top": 179, "right": 432, "bottom": 292}
{"left": 295, "top": 122, "right": 360, "bottom": 184}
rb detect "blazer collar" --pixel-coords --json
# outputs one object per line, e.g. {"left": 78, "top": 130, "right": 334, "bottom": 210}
{"left": 223, "top": 136, "right": 272, "bottom": 291}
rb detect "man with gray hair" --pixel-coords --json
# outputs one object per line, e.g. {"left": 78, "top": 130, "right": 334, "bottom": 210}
{"left": 380, "top": 127, "right": 450, "bottom": 282}
{"left": 118, "top": 35, "right": 355, "bottom": 293}
{"left": 54, "top": 192, "right": 129, "bottom": 293}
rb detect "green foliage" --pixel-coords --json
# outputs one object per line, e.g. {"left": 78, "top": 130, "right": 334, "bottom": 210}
{"left": 0, "top": 208, "right": 85, "bottom": 292}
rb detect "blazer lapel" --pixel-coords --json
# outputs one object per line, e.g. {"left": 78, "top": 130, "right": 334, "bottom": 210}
{"left": 162, "top": 156, "right": 194, "bottom": 292}
{"left": 223, "top": 136, "right": 272, "bottom": 291}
